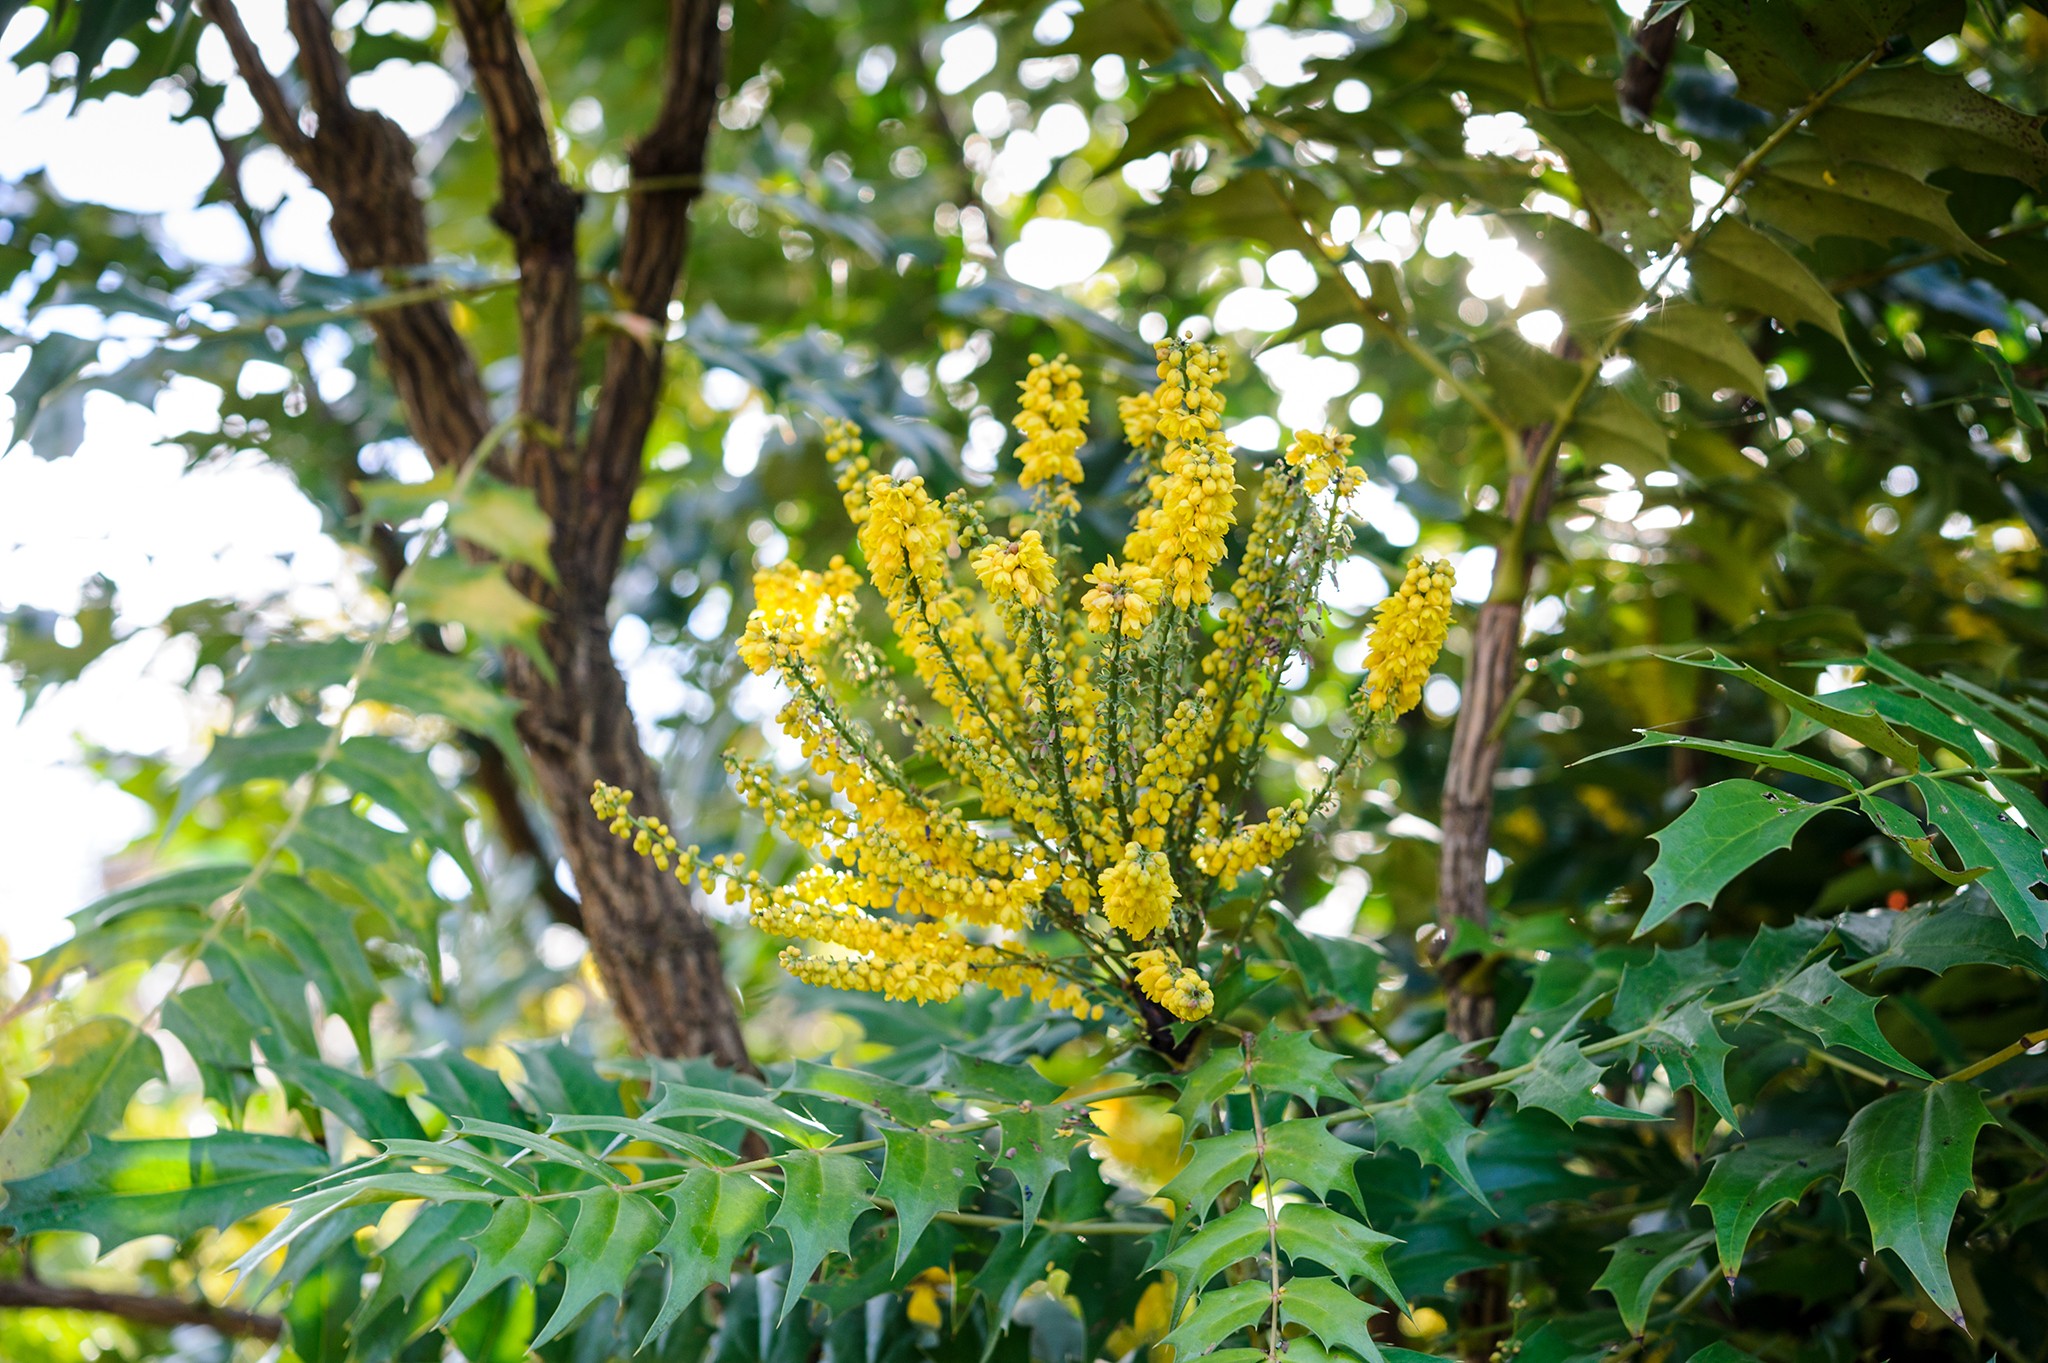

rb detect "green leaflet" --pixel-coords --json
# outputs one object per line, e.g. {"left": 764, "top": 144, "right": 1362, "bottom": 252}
{"left": 1627, "top": 304, "right": 1770, "bottom": 402}
{"left": 1677, "top": 653, "right": 1921, "bottom": 769}
{"left": 1856, "top": 794, "right": 1980, "bottom": 888}
{"left": 283, "top": 1232, "right": 362, "bottom": 1363}
{"left": 1502, "top": 214, "right": 1639, "bottom": 339}
{"left": 1609, "top": 942, "right": 1730, "bottom": 1033}
{"left": 1745, "top": 154, "right": 1985, "bottom": 261}
{"left": 1504, "top": 1040, "right": 1657, "bottom": 1128}
{"left": 1153, "top": 1204, "right": 1270, "bottom": 1317}
{"left": 532, "top": 1188, "right": 665, "bottom": 1345}
{"left": 1811, "top": 65, "right": 2048, "bottom": 183}
{"left": 1641, "top": 1003, "right": 1740, "bottom": 1130}
{"left": 768, "top": 1150, "right": 874, "bottom": 1321}
{"left": 445, "top": 1117, "right": 628, "bottom": 1186}
{"left": 378, "top": 1138, "right": 540, "bottom": 1196}
{"left": 1694, "top": 1136, "right": 1845, "bottom": 1278}
{"left": 1529, "top": 109, "right": 1692, "bottom": 246}
{"left": 1159, "top": 1279, "right": 1271, "bottom": 1358}
{"left": 1371, "top": 1088, "right": 1487, "bottom": 1207}
{"left": 0, "top": 1132, "right": 327, "bottom": 1244}
{"left": 398, "top": 556, "right": 550, "bottom": 665}
{"left": 938, "top": 1049, "right": 1067, "bottom": 1105}
{"left": 543, "top": 1113, "right": 734, "bottom": 1167}
{"left": 1592, "top": 1229, "right": 1712, "bottom": 1337}
{"left": 993, "top": 1106, "right": 1080, "bottom": 1233}
{"left": 1912, "top": 776, "right": 2048, "bottom": 944}
{"left": 1582, "top": 728, "right": 1858, "bottom": 790}
{"left": 1264, "top": 1119, "right": 1364, "bottom": 1208}
{"left": 406, "top": 1052, "right": 528, "bottom": 1130}
{"left": 446, "top": 476, "right": 559, "bottom": 585}
{"left": 879, "top": 1128, "right": 980, "bottom": 1268}
{"left": 352, "top": 1199, "right": 491, "bottom": 1344}
{"left": 1158, "top": 1130, "right": 1257, "bottom": 1222}
{"left": 780, "top": 1058, "right": 949, "bottom": 1129}
{"left": 1841, "top": 1083, "right": 1995, "bottom": 1327}
{"left": 436, "top": 1198, "right": 566, "bottom": 1328}
{"left": 1759, "top": 962, "right": 1931, "bottom": 1079}
{"left": 645, "top": 1169, "right": 777, "bottom": 1345}
{"left": 291, "top": 804, "right": 445, "bottom": 981}
{"left": 1172, "top": 1046, "right": 1248, "bottom": 1136}
{"left": 647, "top": 1082, "right": 837, "bottom": 1148}
{"left": 1277, "top": 1203, "right": 1404, "bottom": 1305}
{"left": 1878, "top": 894, "right": 2048, "bottom": 977}
{"left": 1690, "top": 219, "right": 1847, "bottom": 345}
{"left": 1638, "top": 780, "right": 1831, "bottom": 935}
{"left": 243, "top": 873, "right": 382, "bottom": 1060}
{"left": 1280, "top": 1275, "right": 1385, "bottom": 1362}
{"left": 1250, "top": 1031, "right": 1349, "bottom": 1105}
{"left": 0, "top": 1015, "right": 162, "bottom": 1183}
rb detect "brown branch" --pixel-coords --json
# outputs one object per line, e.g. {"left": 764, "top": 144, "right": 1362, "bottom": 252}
{"left": 448, "top": 0, "right": 583, "bottom": 501}
{"left": 0, "top": 1278, "right": 281, "bottom": 1341}
{"left": 578, "top": 0, "right": 725, "bottom": 581}
{"left": 1617, "top": 7, "right": 1682, "bottom": 123}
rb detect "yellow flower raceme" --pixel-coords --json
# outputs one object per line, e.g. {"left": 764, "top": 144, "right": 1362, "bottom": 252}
{"left": 1283, "top": 428, "right": 1363, "bottom": 498}
{"left": 1081, "top": 557, "right": 1161, "bottom": 638}
{"left": 737, "top": 556, "right": 860, "bottom": 675}
{"left": 1099, "top": 841, "right": 1176, "bottom": 940}
{"left": 1130, "top": 948, "right": 1213, "bottom": 1021}
{"left": 1363, "top": 555, "right": 1456, "bottom": 718}
{"left": 1193, "top": 801, "right": 1309, "bottom": 888}
{"left": 858, "top": 474, "right": 953, "bottom": 597}
{"left": 1014, "top": 352, "right": 1086, "bottom": 512}
{"left": 1124, "top": 338, "right": 1236, "bottom": 608}
{"left": 972, "top": 530, "right": 1060, "bottom": 610}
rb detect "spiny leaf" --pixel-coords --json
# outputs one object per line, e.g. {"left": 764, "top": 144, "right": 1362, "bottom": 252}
{"left": 879, "top": 1129, "right": 981, "bottom": 1269}
{"left": 1585, "top": 729, "right": 1857, "bottom": 791}
{"left": 1505, "top": 1040, "right": 1658, "bottom": 1127}
{"left": 1158, "top": 1130, "right": 1256, "bottom": 1223}
{"left": 437, "top": 1197, "right": 566, "bottom": 1327}
{"left": 243, "top": 875, "right": 381, "bottom": 1060}
{"left": 1250, "top": 1031, "right": 1348, "bottom": 1106}
{"left": 1841, "top": 1083, "right": 1994, "bottom": 1327}
{"left": 1159, "top": 1279, "right": 1271, "bottom": 1358}
{"left": 1864, "top": 650, "right": 2048, "bottom": 767}
{"left": 0, "top": 1133, "right": 327, "bottom": 1244}
{"left": 1504, "top": 214, "right": 1641, "bottom": 336}
{"left": 1642, "top": 1003, "right": 1740, "bottom": 1130}
{"left": 645, "top": 1082, "right": 836, "bottom": 1148}
{"left": 1912, "top": 776, "right": 2048, "bottom": 944}
{"left": 446, "top": 1117, "right": 628, "bottom": 1185}
{"left": 270, "top": 1057, "right": 424, "bottom": 1142}
{"left": 532, "top": 1188, "right": 665, "bottom": 1345}
{"left": 406, "top": 1052, "right": 528, "bottom": 1130}
{"left": 1692, "top": 219, "right": 1847, "bottom": 345}
{"left": 1531, "top": 109, "right": 1692, "bottom": 245}
{"left": 1746, "top": 154, "right": 1986, "bottom": 260}
{"left": 781, "top": 1059, "right": 948, "bottom": 1130}
{"left": 543, "top": 1114, "right": 733, "bottom": 1166}
{"left": 1638, "top": 780, "right": 1831, "bottom": 936}
{"left": 1372, "top": 1087, "right": 1487, "bottom": 1207}
{"left": 1153, "top": 1204, "right": 1270, "bottom": 1317}
{"left": 938, "top": 1049, "right": 1066, "bottom": 1105}
{"left": 1759, "top": 961, "right": 1931, "bottom": 1079}
{"left": 0, "top": 1016, "right": 162, "bottom": 1183}
{"left": 1610, "top": 941, "right": 1730, "bottom": 1033}
{"left": 1569, "top": 386, "right": 1668, "bottom": 478}
{"left": 1629, "top": 304, "right": 1770, "bottom": 402}
{"left": 645, "top": 1169, "right": 777, "bottom": 1345}
{"left": 1694, "top": 1136, "right": 1844, "bottom": 1278}
{"left": 1173, "top": 1046, "right": 1249, "bottom": 1136}
{"left": 768, "top": 1150, "right": 874, "bottom": 1321}
{"left": 1593, "top": 1229, "right": 1711, "bottom": 1337}
{"left": 1264, "top": 1120, "right": 1363, "bottom": 1208}
{"left": 1879, "top": 894, "right": 2048, "bottom": 977}
{"left": 1812, "top": 66, "right": 2048, "bottom": 184}
{"left": 1277, "top": 1203, "right": 1405, "bottom": 1304}
{"left": 1280, "top": 1275, "right": 1385, "bottom": 1362}
{"left": 1858, "top": 794, "right": 1980, "bottom": 888}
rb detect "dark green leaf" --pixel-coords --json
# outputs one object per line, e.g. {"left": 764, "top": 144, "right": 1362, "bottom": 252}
{"left": 1159, "top": 1279, "right": 1270, "bottom": 1358}
{"left": 533, "top": 1188, "right": 666, "bottom": 1344}
{"left": 1593, "top": 1229, "right": 1711, "bottom": 1336}
{"left": 878, "top": 1128, "right": 980, "bottom": 1268}
{"left": 1911, "top": 776, "right": 2048, "bottom": 944}
{"left": 1372, "top": 1089, "right": 1486, "bottom": 1206}
{"left": 768, "top": 1150, "right": 873, "bottom": 1320}
{"left": 1280, "top": 1275, "right": 1384, "bottom": 1361}
{"left": 1638, "top": 780, "right": 1831, "bottom": 935}
{"left": 1642, "top": 1003, "right": 1740, "bottom": 1130}
{"left": 1278, "top": 1203, "right": 1405, "bottom": 1303}
{"left": 1694, "top": 1136, "right": 1845, "bottom": 1277}
{"left": 1692, "top": 219, "right": 1847, "bottom": 345}
{"left": 1505, "top": 1040, "right": 1657, "bottom": 1127}
{"left": 1760, "top": 961, "right": 1930, "bottom": 1079}
{"left": 1841, "top": 1083, "right": 1994, "bottom": 1326}
{"left": 645, "top": 1168, "right": 777, "bottom": 1345}
{"left": 780, "top": 1058, "right": 948, "bottom": 1129}
{"left": 0, "top": 1133, "right": 327, "bottom": 1244}
{"left": 439, "top": 1197, "right": 567, "bottom": 1327}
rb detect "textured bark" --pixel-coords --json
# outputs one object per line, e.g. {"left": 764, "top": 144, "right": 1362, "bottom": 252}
{"left": 202, "top": 0, "right": 748, "bottom": 1067}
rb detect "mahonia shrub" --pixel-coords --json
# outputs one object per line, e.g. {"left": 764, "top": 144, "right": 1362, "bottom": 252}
{"left": 594, "top": 340, "right": 1453, "bottom": 1042}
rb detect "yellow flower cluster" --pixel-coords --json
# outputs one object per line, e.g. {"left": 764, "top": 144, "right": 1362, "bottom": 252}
{"left": 1131, "top": 948, "right": 1213, "bottom": 1022}
{"left": 1014, "top": 353, "right": 1086, "bottom": 513}
{"left": 1099, "top": 842, "right": 1176, "bottom": 940}
{"left": 1123, "top": 340, "right": 1236, "bottom": 608}
{"left": 1363, "top": 556, "right": 1457, "bottom": 719}
{"left": 594, "top": 341, "right": 1450, "bottom": 1040}
{"left": 1081, "top": 557, "right": 1160, "bottom": 639}
{"left": 972, "top": 530, "right": 1059, "bottom": 610}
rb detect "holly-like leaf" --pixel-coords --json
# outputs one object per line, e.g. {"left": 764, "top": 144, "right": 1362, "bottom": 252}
{"left": 1586, "top": 729, "right": 1857, "bottom": 792}
{"left": 1173, "top": 1046, "right": 1249, "bottom": 1136}
{"left": 533, "top": 1188, "right": 666, "bottom": 1344}
{"left": 244, "top": 875, "right": 382, "bottom": 1060}
{"left": 768, "top": 1150, "right": 874, "bottom": 1320}
{"left": 1691, "top": 219, "right": 1847, "bottom": 345}
{"left": 1154, "top": 1204, "right": 1270, "bottom": 1316}
{"left": 646, "top": 1083, "right": 836, "bottom": 1148}
{"left": 1277, "top": 1203, "right": 1404, "bottom": 1304}
{"left": 1610, "top": 941, "right": 1731, "bottom": 1033}
{"left": 437, "top": 1197, "right": 567, "bottom": 1327}
{"left": 1372, "top": 1088, "right": 1487, "bottom": 1207}
{"left": 1159, "top": 1279, "right": 1271, "bottom": 1358}
{"left": 781, "top": 1059, "right": 948, "bottom": 1130}
{"left": 1280, "top": 1275, "right": 1386, "bottom": 1362}
{"left": 1505, "top": 1040, "right": 1658, "bottom": 1128}
{"left": 1251, "top": 1031, "right": 1348, "bottom": 1106}
{"left": 993, "top": 1107, "right": 1080, "bottom": 1234}
{"left": 1532, "top": 109, "right": 1693, "bottom": 245}
{"left": 1637, "top": 780, "right": 1831, "bottom": 935}
{"left": 1593, "top": 1229, "right": 1711, "bottom": 1337}
{"left": 1912, "top": 776, "right": 2048, "bottom": 944}
{"left": 1812, "top": 66, "right": 2048, "bottom": 184}
{"left": 1264, "top": 1119, "right": 1363, "bottom": 1208}
{"left": 1879, "top": 894, "right": 2048, "bottom": 977}
{"left": 644, "top": 1168, "right": 776, "bottom": 1345}
{"left": 1628, "top": 304, "right": 1770, "bottom": 401}
{"left": 0, "top": 1016, "right": 162, "bottom": 1182}
{"left": 1746, "top": 154, "right": 1985, "bottom": 260}
{"left": 1158, "top": 1130, "right": 1257, "bottom": 1222}
{"left": 1841, "top": 1083, "right": 1995, "bottom": 1326}
{"left": 1505, "top": 215, "right": 1641, "bottom": 337}
{"left": 1694, "top": 1136, "right": 1844, "bottom": 1278}
{"left": 1858, "top": 794, "right": 1980, "bottom": 887}
{"left": 939, "top": 1050, "right": 1066, "bottom": 1105}
{"left": 879, "top": 1129, "right": 980, "bottom": 1268}
{"left": 1759, "top": 962, "right": 1930, "bottom": 1079}
{"left": 0, "top": 1133, "right": 327, "bottom": 1244}
{"left": 1642, "top": 1003, "right": 1740, "bottom": 1130}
